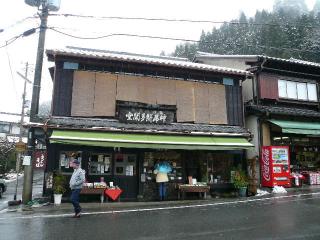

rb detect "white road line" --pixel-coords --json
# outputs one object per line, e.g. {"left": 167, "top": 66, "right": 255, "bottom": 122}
{"left": 0, "top": 192, "right": 319, "bottom": 220}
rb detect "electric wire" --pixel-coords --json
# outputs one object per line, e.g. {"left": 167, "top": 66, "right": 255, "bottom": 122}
{"left": 0, "top": 27, "right": 39, "bottom": 49}
{"left": 48, "top": 27, "right": 320, "bottom": 54}
{"left": 48, "top": 13, "right": 320, "bottom": 30}
{"left": 5, "top": 45, "right": 18, "bottom": 101}
{"left": 0, "top": 15, "right": 38, "bottom": 33}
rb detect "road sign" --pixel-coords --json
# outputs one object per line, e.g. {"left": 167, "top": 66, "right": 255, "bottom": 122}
{"left": 15, "top": 141, "right": 26, "bottom": 152}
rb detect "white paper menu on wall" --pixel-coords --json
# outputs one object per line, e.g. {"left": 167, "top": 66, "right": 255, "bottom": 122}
{"left": 60, "top": 154, "right": 66, "bottom": 167}
{"left": 104, "top": 156, "right": 110, "bottom": 164}
{"left": 98, "top": 155, "right": 104, "bottom": 162}
{"left": 126, "top": 165, "right": 134, "bottom": 176}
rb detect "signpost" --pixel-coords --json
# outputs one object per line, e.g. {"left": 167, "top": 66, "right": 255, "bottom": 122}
{"left": 13, "top": 141, "right": 26, "bottom": 201}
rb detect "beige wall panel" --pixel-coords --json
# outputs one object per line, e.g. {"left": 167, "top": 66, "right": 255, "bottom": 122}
{"left": 155, "top": 79, "right": 176, "bottom": 105}
{"left": 116, "top": 75, "right": 140, "bottom": 102}
{"left": 194, "top": 83, "right": 210, "bottom": 123}
{"left": 137, "top": 76, "right": 157, "bottom": 104}
{"left": 71, "top": 71, "right": 95, "bottom": 116}
{"left": 176, "top": 81, "right": 195, "bottom": 122}
{"left": 262, "top": 123, "right": 271, "bottom": 146}
{"left": 93, "top": 72, "right": 117, "bottom": 116}
{"left": 208, "top": 84, "right": 228, "bottom": 124}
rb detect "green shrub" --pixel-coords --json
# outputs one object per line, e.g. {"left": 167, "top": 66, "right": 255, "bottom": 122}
{"left": 53, "top": 173, "right": 67, "bottom": 194}
{"left": 233, "top": 170, "right": 248, "bottom": 189}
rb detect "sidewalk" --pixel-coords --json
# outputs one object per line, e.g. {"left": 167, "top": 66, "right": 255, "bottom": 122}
{"left": 2, "top": 185, "right": 320, "bottom": 219}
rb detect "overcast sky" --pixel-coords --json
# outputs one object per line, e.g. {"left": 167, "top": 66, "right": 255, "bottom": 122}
{"left": 0, "top": 0, "right": 316, "bottom": 121}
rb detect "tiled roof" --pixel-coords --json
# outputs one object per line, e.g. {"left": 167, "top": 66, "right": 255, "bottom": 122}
{"left": 195, "top": 52, "right": 320, "bottom": 68}
{"left": 246, "top": 105, "right": 320, "bottom": 118}
{"left": 46, "top": 46, "right": 251, "bottom": 76}
{"left": 44, "top": 116, "right": 251, "bottom": 137}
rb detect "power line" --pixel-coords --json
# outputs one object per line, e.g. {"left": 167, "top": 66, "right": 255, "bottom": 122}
{"left": 0, "top": 28, "right": 38, "bottom": 49}
{"left": 0, "top": 15, "right": 38, "bottom": 33}
{"left": 49, "top": 27, "right": 198, "bottom": 42}
{"left": 48, "top": 27, "right": 320, "bottom": 55}
{"left": 48, "top": 13, "right": 320, "bottom": 30}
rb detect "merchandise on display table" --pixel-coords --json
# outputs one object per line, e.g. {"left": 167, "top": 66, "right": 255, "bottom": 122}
{"left": 301, "top": 171, "right": 320, "bottom": 185}
{"left": 290, "top": 172, "right": 305, "bottom": 187}
{"left": 94, "top": 182, "right": 107, "bottom": 188}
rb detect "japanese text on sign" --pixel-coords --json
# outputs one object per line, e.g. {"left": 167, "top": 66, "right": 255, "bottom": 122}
{"left": 125, "top": 111, "right": 168, "bottom": 124}
{"left": 33, "top": 151, "right": 47, "bottom": 169}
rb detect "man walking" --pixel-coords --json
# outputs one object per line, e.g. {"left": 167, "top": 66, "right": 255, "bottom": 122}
{"left": 69, "top": 158, "right": 85, "bottom": 218}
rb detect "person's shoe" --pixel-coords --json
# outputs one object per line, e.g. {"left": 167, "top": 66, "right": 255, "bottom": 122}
{"left": 72, "top": 212, "right": 81, "bottom": 218}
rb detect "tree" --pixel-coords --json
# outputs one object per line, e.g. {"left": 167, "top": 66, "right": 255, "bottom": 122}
{"left": 38, "top": 100, "right": 51, "bottom": 118}
{"left": 313, "top": 0, "right": 320, "bottom": 14}
{"left": 172, "top": 0, "right": 320, "bottom": 63}
{"left": 0, "top": 138, "right": 15, "bottom": 174}
{"left": 273, "top": 0, "right": 308, "bottom": 17}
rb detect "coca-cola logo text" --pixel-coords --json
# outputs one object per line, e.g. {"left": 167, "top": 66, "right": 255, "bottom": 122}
{"left": 262, "top": 148, "right": 270, "bottom": 182}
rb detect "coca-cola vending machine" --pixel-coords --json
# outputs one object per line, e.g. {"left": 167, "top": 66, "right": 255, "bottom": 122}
{"left": 261, "top": 146, "right": 291, "bottom": 187}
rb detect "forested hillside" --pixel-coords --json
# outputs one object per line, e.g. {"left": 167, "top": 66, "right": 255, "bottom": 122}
{"left": 173, "top": 0, "right": 320, "bottom": 62}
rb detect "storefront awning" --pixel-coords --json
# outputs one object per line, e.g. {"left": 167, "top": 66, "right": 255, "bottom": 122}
{"left": 50, "top": 130, "right": 253, "bottom": 150}
{"left": 269, "top": 119, "right": 320, "bottom": 135}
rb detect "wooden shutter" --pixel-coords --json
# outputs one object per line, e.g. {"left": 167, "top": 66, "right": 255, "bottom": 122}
{"left": 208, "top": 84, "right": 227, "bottom": 124}
{"left": 71, "top": 71, "right": 95, "bottom": 116}
{"left": 176, "top": 81, "right": 195, "bottom": 122}
{"left": 155, "top": 79, "right": 176, "bottom": 105}
{"left": 194, "top": 83, "right": 210, "bottom": 123}
{"left": 93, "top": 72, "right": 117, "bottom": 116}
{"left": 116, "top": 75, "right": 140, "bottom": 102}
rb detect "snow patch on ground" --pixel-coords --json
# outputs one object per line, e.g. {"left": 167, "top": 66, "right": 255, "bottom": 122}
{"left": 272, "top": 186, "right": 287, "bottom": 194}
{"left": 4, "top": 173, "right": 24, "bottom": 183}
{"left": 256, "top": 189, "right": 270, "bottom": 196}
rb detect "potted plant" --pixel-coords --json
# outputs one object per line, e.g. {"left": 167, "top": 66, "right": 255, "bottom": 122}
{"left": 233, "top": 170, "right": 248, "bottom": 197}
{"left": 53, "top": 173, "right": 67, "bottom": 205}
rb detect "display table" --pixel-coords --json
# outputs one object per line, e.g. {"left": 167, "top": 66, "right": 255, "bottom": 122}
{"left": 80, "top": 188, "right": 106, "bottom": 203}
{"left": 178, "top": 184, "right": 210, "bottom": 200}
{"left": 104, "top": 187, "right": 123, "bottom": 201}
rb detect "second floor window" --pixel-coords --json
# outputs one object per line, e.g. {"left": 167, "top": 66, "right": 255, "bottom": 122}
{"left": 278, "top": 80, "right": 317, "bottom": 102}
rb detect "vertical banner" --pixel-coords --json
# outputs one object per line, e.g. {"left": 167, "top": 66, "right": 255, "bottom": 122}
{"left": 33, "top": 151, "right": 47, "bottom": 170}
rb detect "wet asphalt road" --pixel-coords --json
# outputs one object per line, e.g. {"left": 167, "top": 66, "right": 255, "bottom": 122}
{"left": 0, "top": 170, "right": 44, "bottom": 211}
{"left": 1, "top": 193, "right": 320, "bottom": 240}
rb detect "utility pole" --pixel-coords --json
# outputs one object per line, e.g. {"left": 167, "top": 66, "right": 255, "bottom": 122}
{"left": 22, "top": 3, "right": 48, "bottom": 205}
{"left": 13, "top": 62, "right": 29, "bottom": 201}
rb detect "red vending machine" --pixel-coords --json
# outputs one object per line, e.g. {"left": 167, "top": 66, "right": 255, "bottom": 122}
{"left": 261, "top": 146, "right": 291, "bottom": 187}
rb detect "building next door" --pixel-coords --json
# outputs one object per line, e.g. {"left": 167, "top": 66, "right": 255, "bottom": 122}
{"left": 113, "top": 153, "right": 138, "bottom": 200}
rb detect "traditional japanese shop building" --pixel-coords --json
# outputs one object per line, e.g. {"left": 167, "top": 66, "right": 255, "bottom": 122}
{"left": 195, "top": 53, "right": 320, "bottom": 185}
{"left": 35, "top": 47, "right": 254, "bottom": 200}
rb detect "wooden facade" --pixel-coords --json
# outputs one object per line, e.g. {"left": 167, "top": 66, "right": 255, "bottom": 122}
{"left": 52, "top": 64, "right": 244, "bottom": 126}
{"left": 45, "top": 49, "right": 251, "bottom": 201}
{"left": 258, "top": 73, "right": 279, "bottom": 100}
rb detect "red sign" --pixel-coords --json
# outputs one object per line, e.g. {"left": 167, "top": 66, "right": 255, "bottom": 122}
{"left": 262, "top": 147, "right": 271, "bottom": 183}
{"left": 33, "top": 151, "right": 47, "bottom": 169}
{"left": 104, "top": 188, "right": 123, "bottom": 201}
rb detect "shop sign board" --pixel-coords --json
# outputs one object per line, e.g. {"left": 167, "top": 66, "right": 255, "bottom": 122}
{"left": 33, "top": 151, "right": 47, "bottom": 169}
{"left": 15, "top": 141, "right": 26, "bottom": 152}
{"left": 118, "top": 108, "right": 175, "bottom": 124}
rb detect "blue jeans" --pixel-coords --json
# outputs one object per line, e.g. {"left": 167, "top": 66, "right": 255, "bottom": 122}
{"left": 71, "top": 189, "right": 81, "bottom": 214}
{"left": 158, "top": 182, "right": 167, "bottom": 200}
